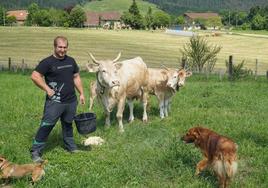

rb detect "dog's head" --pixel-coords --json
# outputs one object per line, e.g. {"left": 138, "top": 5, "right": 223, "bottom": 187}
{"left": 0, "top": 156, "right": 8, "bottom": 169}
{"left": 181, "top": 127, "right": 204, "bottom": 144}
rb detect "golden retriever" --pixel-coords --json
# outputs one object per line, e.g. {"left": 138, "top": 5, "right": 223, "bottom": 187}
{"left": 181, "top": 126, "right": 238, "bottom": 188}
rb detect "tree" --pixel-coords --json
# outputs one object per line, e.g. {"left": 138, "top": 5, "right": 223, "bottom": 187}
{"left": 251, "top": 13, "right": 266, "bottom": 30}
{"left": 151, "top": 11, "right": 170, "bottom": 29}
{"left": 176, "top": 15, "right": 185, "bottom": 25}
{"left": 69, "top": 5, "right": 86, "bottom": 28}
{"left": 0, "top": 5, "right": 6, "bottom": 26}
{"left": 33, "top": 9, "right": 53, "bottom": 27}
{"left": 121, "top": 0, "right": 144, "bottom": 29}
{"left": 25, "top": 3, "right": 39, "bottom": 26}
{"left": 6, "top": 15, "right": 16, "bottom": 26}
{"left": 180, "top": 36, "right": 222, "bottom": 72}
{"left": 145, "top": 7, "right": 153, "bottom": 29}
{"left": 204, "top": 17, "right": 222, "bottom": 29}
{"left": 48, "top": 8, "right": 69, "bottom": 27}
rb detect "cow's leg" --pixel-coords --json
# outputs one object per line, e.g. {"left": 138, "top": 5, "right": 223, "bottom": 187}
{"left": 159, "top": 100, "right": 165, "bottom": 119}
{"left": 127, "top": 99, "right": 134, "bottom": 122}
{"left": 104, "top": 109, "right": 111, "bottom": 128}
{"left": 164, "top": 97, "right": 169, "bottom": 117}
{"left": 142, "top": 90, "right": 148, "bottom": 122}
{"left": 156, "top": 92, "right": 165, "bottom": 119}
{"left": 167, "top": 97, "right": 172, "bottom": 112}
{"left": 117, "top": 97, "right": 126, "bottom": 133}
{"left": 89, "top": 94, "right": 96, "bottom": 111}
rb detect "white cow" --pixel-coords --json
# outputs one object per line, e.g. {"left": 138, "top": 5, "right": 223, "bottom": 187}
{"left": 147, "top": 67, "right": 192, "bottom": 119}
{"left": 89, "top": 53, "right": 149, "bottom": 132}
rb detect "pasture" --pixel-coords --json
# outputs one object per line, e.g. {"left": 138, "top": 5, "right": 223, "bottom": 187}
{"left": 0, "top": 71, "right": 268, "bottom": 187}
{"left": 0, "top": 27, "right": 268, "bottom": 74}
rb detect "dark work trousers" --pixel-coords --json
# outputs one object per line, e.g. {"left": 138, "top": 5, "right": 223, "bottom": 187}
{"left": 31, "top": 99, "right": 78, "bottom": 156}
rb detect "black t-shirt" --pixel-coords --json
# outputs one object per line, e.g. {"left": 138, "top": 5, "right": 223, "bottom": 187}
{"left": 35, "top": 55, "right": 79, "bottom": 103}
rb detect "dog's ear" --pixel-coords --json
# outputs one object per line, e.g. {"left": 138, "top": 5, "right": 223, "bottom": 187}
{"left": 193, "top": 127, "right": 202, "bottom": 145}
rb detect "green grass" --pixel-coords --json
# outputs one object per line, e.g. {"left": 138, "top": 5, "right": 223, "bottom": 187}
{"left": 0, "top": 26, "right": 268, "bottom": 75}
{"left": 0, "top": 72, "right": 268, "bottom": 187}
{"left": 83, "top": 0, "right": 162, "bottom": 15}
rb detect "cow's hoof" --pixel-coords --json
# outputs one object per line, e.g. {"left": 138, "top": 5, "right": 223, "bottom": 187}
{"left": 128, "top": 118, "right": 134, "bottom": 123}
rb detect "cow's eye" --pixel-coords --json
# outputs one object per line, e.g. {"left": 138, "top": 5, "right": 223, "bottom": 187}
{"left": 102, "top": 70, "right": 106, "bottom": 73}
{"left": 174, "top": 76, "right": 177, "bottom": 78}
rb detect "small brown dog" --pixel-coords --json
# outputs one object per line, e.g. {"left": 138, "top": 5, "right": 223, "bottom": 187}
{"left": 181, "top": 126, "right": 238, "bottom": 188}
{"left": 0, "top": 156, "right": 47, "bottom": 184}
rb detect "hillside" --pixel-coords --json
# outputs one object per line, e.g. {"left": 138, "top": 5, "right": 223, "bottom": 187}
{"left": 0, "top": 0, "right": 86, "bottom": 9}
{"left": 146, "top": 0, "right": 268, "bottom": 15}
{"left": 83, "top": 0, "right": 162, "bottom": 15}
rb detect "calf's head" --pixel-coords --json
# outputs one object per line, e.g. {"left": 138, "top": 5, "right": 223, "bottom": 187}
{"left": 89, "top": 52, "right": 122, "bottom": 88}
{"left": 166, "top": 68, "right": 192, "bottom": 91}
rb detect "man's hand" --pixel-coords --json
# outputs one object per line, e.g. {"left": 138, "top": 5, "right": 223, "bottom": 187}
{"left": 79, "top": 94, "right": 85, "bottom": 105}
{"left": 46, "top": 88, "right": 55, "bottom": 98}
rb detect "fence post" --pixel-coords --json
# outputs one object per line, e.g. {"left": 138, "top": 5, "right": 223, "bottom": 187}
{"left": 228, "top": 55, "right": 233, "bottom": 80}
{"left": 8, "top": 57, "right": 11, "bottom": 71}
{"left": 266, "top": 71, "right": 268, "bottom": 80}
{"left": 22, "top": 59, "right": 25, "bottom": 74}
{"left": 255, "top": 59, "right": 258, "bottom": 80}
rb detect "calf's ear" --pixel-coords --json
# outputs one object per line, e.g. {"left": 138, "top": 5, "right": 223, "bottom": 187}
{"left": 186, "top": 71, "right": 192, "bottom": 77}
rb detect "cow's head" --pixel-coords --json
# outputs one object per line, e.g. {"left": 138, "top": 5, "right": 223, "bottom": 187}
{"left": 89, "top": 52, "right": 122, "bottom": 88}
{"left": 177, "top": 69, "right": 192, "bottom": 87}
{"left": 166, "top": 68, "right": 192, "bottom": 91}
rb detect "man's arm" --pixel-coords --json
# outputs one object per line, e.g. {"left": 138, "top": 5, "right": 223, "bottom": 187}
{"left": 74, "top": 73, "right": 85, "bottom": 104}
{"left": 31, "top": 70, "right": 55, "bottom": 97}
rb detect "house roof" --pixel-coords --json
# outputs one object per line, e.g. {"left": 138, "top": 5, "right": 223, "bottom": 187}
{"left": 184, "top": 12, "right": 220, "bottom": 19}
{"left": 84, "top": 11, "right": 121, "bottom": 26}
{"left": 7, "top": 10, "right": 28, "bottom": 21}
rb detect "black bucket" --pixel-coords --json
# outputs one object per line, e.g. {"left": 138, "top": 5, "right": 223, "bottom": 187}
{"left": 74, "top": 112, "right": 96, "bottom": 135}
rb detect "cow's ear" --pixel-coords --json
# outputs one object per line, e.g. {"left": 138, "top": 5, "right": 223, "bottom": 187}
{"left": 160, "top": 70, "right": 168, "bottom": 75}
{"left": 86, "top": 63, "right": 98, "bottom": 73}
{"left": 114, "top": 63, "right": 123, "bottom": 70}
{"left": 186, "top": 71, "right": 192, "bottom": 77}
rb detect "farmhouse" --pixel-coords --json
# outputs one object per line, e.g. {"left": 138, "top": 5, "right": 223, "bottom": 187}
{"left": 6, "top": 10, "right": 28, "bottom": 25}
{"left": 84, "top": 11, "right": 121, "bottom": 29}
{"left": 183, "top": 12, "right": 221, "bottom": 30}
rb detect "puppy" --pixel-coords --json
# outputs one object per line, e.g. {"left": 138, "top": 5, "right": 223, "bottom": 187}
{"left": 181, "top": 126, "right": 238, "bottom": 188}
{"left": 0, "top": 156, "right": 47, "bottom": 184}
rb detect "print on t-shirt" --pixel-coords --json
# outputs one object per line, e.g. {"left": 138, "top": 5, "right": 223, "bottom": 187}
{"left": 48, "top": 82, "right": 65, "bottom": 103}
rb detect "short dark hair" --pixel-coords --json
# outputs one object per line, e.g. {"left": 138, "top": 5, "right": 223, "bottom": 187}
{"left": 54, "top": 36, "right": 68, "bottom": 47}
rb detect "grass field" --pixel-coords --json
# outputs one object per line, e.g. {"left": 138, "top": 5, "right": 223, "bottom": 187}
{"left": 0, "top": 72, "right": 268, "bottom": 187}
{"left": 83, "top": 0, "right": 162, "bottom": 15}
{"left": 0, "top": 26, "right": 268, "bottom": 75}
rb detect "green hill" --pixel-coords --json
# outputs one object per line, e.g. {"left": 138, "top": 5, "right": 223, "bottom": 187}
{"left": 145, "top": 0, "right": 268, "bottom": 15}
{"left": 83, "top": 0, "right": 163, "bottom": 15}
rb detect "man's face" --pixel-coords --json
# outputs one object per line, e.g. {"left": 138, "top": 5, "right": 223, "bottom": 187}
{"left": 54, "top": 39, "right": 68, "bottom": 59}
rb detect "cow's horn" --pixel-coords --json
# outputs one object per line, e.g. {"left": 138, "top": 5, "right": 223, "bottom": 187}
{"left": 161, "top": 64, "right": 169, "bottom": 71}
{"left": 87, "top": 52, "right": 100, "bottom": 65}
{"left": 112, "top": 52, "right": 121, "bottom": 63}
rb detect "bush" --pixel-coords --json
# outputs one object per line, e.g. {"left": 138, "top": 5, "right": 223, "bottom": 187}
{"left": 226, "top": 60, "right": 253, "bottom": 80}
{"left": 180, "top": 36, "right": 221, "bottom": 72}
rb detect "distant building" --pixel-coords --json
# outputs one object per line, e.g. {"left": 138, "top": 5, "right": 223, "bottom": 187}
{"left": 7, "top": 10, "right": 28, "bottom": 25}
{"left": 84, "top": 11, "right": 121, "bottom": 29}
{"left": 183, "top": 12, "right": 221, "bottom": 30}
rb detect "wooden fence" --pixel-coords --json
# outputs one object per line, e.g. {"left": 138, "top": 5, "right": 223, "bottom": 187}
{"left": 1, "top": 56, "right": 268, "bottom": 80}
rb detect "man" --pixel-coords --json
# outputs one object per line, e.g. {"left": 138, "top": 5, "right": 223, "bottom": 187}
{"left": 30, "top": 36, "right": 85, "bottom": 163}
